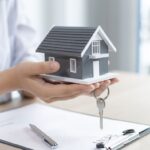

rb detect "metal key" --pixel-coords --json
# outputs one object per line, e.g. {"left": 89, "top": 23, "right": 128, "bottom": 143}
{"left": 94, "top": 88, "right": 110, "bottom": 130}
{"left": 97, "top": 98, "right": 105, "bottom": 130}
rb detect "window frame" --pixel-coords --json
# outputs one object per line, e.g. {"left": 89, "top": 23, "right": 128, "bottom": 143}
{"left": 49, "top": 57, "right": 55, "bottom": 61}
{"left": 70, "top": 58, "right": 77, "bottom": 73}
{"left": 92, "top": 40, "right": 100, "bottom": 55}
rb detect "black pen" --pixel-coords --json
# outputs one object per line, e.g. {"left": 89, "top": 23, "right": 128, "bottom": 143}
{"left": 0, "top": 138, "right": 33, "bottom": 150}
{"left": 29, "top": 124, "right": 58, "bottom": 149}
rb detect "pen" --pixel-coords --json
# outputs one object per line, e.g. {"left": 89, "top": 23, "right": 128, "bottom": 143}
{"left": 29, "top": 124, "right": 58, "bottom": 149}
{"left": 0, "top": 138, "right": 33, "bottom": 150}
{"left": 108, "top": 133, "right": 140, "bottom": 150}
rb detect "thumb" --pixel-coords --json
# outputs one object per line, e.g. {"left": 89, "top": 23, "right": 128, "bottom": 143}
{"left": 24, "top": 61, "right": 60, "bottom": 75}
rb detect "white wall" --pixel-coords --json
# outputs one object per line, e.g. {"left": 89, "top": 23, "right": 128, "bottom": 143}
{"left": 41, "top": 0, "right": 87, "bottom": 30}
{"left": 85, "top": 0, "right": 138, "bottom": 72}
{"left": 64, "top": 0, "right": 87, "bottom": 26}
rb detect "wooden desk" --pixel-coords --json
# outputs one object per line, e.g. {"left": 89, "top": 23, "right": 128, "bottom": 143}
{"left": 0, "top": 72, "right": 150, "bottom": 150}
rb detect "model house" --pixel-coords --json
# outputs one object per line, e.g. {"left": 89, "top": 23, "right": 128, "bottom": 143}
{"left": 36, "top": 26, "right": 116, "bottom": 83}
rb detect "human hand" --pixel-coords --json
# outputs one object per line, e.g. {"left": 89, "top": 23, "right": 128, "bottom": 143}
{"left": 19, "top": 90, "right": 35, "bottom": 99}
{"left": 91, "top": 78, "right": 119, "bottom": 97}
{"left": 0, "top": 61, "right": 118, "bottom": 102}
{"left": 12, "top": 61, "right": 98, "bottom": 102}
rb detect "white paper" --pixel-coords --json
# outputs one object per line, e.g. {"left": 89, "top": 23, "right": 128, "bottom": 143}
{"left": 0, "top": 103, "right": 149, "bottom": 150}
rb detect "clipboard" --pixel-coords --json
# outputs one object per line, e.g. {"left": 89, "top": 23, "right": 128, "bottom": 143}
{"left": 0, "top": 103, "right": 149, "bottom": 150}
{"left": 96, "top": 128, "right": 150, "bottom": 150}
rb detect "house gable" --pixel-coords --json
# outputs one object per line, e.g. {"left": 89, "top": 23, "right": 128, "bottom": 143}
{"left": 91, "top": 33, "right": 102, "bottom": 41}
{"left": 81, "top": 26, "right": 116, "bottom": 57}
{"left": 85, "top": 35, "right": 109, "bottom": 59}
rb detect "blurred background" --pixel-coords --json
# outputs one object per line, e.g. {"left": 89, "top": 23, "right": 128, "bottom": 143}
{"left": 25, "top": 0, "right": 150, "bottom": 74}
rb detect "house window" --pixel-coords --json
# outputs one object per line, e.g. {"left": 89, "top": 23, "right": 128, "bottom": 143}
{"left": 70, "top": 58, "right": 77, "bottom": 73}
{"left": 92, "top": 40, "right": 100, "bottom": 54}
{"left": 49, "top": 57, "right": 55, "bottom": 61}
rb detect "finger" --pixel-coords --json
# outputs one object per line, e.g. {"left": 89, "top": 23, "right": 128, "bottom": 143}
{"left": 93, "top": 82, "right": 100, "bottom": 89}
{"left": 28, "top": 78, "right": 95, "bottom": 100}
{"left": 110, "top": 78, "right": 119, "bottom": 85}
{"left": 22, "top": 61, "right": 60, "bottom": 75}
{"left": 45, "top": 91, "right": 83, "bottom": 103}
{"left": 46, "top": 85, "right": 82, "bottom": 100}
{"left": 93, "top": 80, "right": 111, "bottom": 97}
{"left": 95, "top": 78, "right": 119, "bottom": 87}
{"left": 46, "top": 83, "right": 95, "bottom": 98}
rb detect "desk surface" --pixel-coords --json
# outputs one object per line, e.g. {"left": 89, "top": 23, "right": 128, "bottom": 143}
{"left": 0, "top": 72, "right": 150, "bottom": 150}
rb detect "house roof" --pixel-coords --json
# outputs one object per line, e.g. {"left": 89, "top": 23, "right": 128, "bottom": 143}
{"left": 37, "top": 26, "right": 116, "bottom": 57}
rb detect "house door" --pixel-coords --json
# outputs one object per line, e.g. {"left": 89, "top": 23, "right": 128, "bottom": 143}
{"left": 93, "top": 61, "right": 99, "bottom": 78}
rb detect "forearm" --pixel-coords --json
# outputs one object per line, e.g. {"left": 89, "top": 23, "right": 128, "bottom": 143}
{"left": 0, "top": 68, "right": 18, "bottom": 95}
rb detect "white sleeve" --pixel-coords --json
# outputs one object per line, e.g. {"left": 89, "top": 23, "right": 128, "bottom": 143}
{"left": 9, "top": 0, "right": 38, "bottom": 66}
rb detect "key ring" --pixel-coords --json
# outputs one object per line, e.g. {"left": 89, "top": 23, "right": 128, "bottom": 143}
{"left": 93, "top": 87, "right": 110, "bottom": 101}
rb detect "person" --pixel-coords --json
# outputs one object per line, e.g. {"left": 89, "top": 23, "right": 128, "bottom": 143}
{"left": 0, "top": 0, "right": 118, "bottom": 103}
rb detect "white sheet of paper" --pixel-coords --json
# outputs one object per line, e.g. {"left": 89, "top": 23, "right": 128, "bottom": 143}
{"left": 0, "top": 103, "right": 149, "bottom": 150}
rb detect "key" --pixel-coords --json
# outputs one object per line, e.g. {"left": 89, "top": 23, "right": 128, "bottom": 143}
{"left": 94, "top": 88, "right": 110, "bottom": 130}
{"left": 97, "top": 98, "right": 105, "bottom": 130}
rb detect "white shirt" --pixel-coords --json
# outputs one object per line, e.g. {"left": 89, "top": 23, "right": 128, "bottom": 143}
{"left": 0, "top": 0, "right": 37, "bottom": 102}
{"left": 0, "top": 0, "right": 37, "bottom": 71}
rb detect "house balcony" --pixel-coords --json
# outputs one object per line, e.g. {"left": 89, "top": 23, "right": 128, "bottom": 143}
{"left": 89, "top": 54, "right": 109, "bottom": 59}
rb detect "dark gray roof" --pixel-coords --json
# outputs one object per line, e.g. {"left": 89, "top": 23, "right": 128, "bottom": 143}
{"left": 37, "top": 26, "right": 97, "bottom": 57}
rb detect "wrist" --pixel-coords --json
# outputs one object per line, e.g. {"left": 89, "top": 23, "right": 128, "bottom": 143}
{"left": 9, "top": 67, "right": 22, "bottom": 90}
{"left": 0, "top": 68, "right": 19, "bottom": 94}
